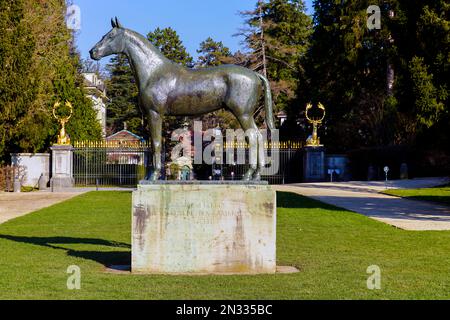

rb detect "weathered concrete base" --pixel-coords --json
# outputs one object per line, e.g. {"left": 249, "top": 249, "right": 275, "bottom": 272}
{"left": 132, "top": 183, "right": 277, "bottom": 274}
{"left": 50, "top": 145, "right": 74, "bottom": 191}
{"left": 50, "top": 177, "right": 75, "bottom": 191}
{"left": 105, "top": 265, "right": 298, "bottom": 275}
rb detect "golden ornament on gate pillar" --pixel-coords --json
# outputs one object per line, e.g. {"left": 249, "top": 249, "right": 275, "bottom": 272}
{"left": 305, "top": 102, "right": 325, "bottom": 147}
{"left": 53, "top": 101, "right": 73, "bottom": 145}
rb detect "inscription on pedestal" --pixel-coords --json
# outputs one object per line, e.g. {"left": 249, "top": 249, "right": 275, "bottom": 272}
{"left": 132, "top": 184, "right": 276, "bottom": 274}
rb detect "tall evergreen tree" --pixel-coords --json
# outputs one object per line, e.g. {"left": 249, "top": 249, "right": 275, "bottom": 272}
{"left": 389, "top": 0, "right": 449, "bottom": 148}
{"left": 307, "top": 0, "right": 399, "bottom": 150}
{"left": 238, "top": 0, "right": 313, "bottom": 128}
{"left": 0, "top": 0, "right": 101, "bottom": 163}
{"left": 147, "top": 27, "right": 194, "bottom": 67}
{"left": 0, "top": 0, "right": 36, "bottom": 161}
{"left": 54, "top": 45, "right": 102, "bottom": 142}
{"left": 307, "top": 0, "right": 448, "bottom": 151}
{"left": 196, "top": 37, "right": 232, "bottom": 67}
{"left": 38, "top": 1, "right": 101, "bottom": 144}
{"left": 105, "top": 54, "right": 143, "bottom": 137}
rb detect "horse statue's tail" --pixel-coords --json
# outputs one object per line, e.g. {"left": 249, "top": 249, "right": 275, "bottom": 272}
{"left": 257, "top": 73, "right": 276, "bottom": 130}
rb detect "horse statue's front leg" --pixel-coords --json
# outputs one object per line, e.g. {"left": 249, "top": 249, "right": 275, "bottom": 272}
{"left": 148, "top": 110, "right": 163, "bottom": 181}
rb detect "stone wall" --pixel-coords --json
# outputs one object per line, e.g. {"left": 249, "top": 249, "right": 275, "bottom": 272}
{"left": 11, "top": 153, "right": 50, "bottom": 187}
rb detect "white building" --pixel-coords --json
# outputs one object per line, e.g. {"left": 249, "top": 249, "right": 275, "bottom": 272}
{"left": 82, "top": 72, "right": 108, "bottom": 138}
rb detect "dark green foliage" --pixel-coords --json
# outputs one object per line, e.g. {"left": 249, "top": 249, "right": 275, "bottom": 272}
{"left": 196, "top": 37, "right": 232, "bottom": 67}
{"left": 306, "top": 0, "right": 449, "bottom": 152}
{"left": 306, "top": 0, "right": 395, "bottom": 150}
{"left": 105, "top": 54, "right": 143, "bottom": 137}
{"left": 0, "top": 0, "right": 101, "bottom": 163}
{"left": 53, "top": 48, "right": 102, "bottom": 142}
{"left": 0, "top": 0, "right": 37, "bottom": 160}
{"left": 147, "top": 27, "right": 194, "bottom": 67}
{"left": 394, "top": 1, "right": 449, "bottom": 135}
{"left": 409, "top": 56, "right": 445, "bottom": 128}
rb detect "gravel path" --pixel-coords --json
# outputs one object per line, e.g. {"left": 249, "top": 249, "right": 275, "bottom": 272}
{"left": 275, "top": 177, "right": 450, "bottom": 231}
{"left": 0, "top": 192, "right": 85, "bottom": 225}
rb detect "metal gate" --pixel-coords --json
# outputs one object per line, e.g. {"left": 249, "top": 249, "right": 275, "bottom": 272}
{"left": 73, "top": 141, "right": 151, "bottom": 187}
{"left": 206, "top": 141, "right": 304, "bottom": 184}
{"left": 73, "top": 140, "right": 303, "bottom": 186}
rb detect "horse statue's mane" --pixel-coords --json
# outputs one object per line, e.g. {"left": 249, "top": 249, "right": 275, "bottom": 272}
{"left": 125, "top": 29, "right": 179, "bottom": 67}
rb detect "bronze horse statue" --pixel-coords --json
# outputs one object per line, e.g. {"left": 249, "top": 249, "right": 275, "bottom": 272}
{"left": 90, "top": 18, "right": 275, "bottom": 181}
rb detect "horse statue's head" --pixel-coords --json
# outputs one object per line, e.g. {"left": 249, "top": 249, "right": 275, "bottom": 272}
{"left": 90, "top": 17, "right": 126, "bottom": 61}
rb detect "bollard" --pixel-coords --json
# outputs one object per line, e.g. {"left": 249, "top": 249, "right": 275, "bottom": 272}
{"left": 38, "top": 174, "right": 48, "bottom": 191}
{"left": 13, "top": 180, "right": 21, "bottom": 193}
{"left": 400, "top": 163, "right": 409, "bottom": 180}
{"left": 384, "top": 166, "right": 390, "bottom": 189}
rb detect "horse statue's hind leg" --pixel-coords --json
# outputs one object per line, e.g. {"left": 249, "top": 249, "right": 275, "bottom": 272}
{"left": 235, "top": 114, "right": 265, "bottom": 181}
{"left": 148, "top": 110, "right": 163, "bottom": 181}
{"left": 227, "top": 73, "right": 269, "bottom": 181}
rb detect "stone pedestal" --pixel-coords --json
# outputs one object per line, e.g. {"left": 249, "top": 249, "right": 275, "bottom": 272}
{"left": 50, "top": 145, "right": 74, "bottom": 191}
{"left": 303, "top": 146, "right": 326, "bottom": 182}
{"left": 132, "top": 182, "right": 276, "bottom": 274}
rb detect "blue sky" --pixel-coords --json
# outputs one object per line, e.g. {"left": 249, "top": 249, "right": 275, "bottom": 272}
{"left": 74, "top": 0, "right": 314, "bottom": 62}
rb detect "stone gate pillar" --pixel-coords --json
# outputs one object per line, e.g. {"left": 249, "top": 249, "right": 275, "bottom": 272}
{"left": 303, "top": 146, "right": 326, "bottom": 182}
{"left": 50, "top": 145, "right": 74, "bottom": 191}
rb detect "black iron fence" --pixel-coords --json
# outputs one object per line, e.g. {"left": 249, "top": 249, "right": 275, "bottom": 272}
{"left": 73, "top": 140, "right": 304, "bottom": 186}
{"left": 73, "top": 141, "right": 151, "bottom": 187}
{"left": 206, "top": 141, "right": 304, "bottom": 184}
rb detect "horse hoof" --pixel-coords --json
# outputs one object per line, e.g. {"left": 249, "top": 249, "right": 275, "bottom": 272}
{"left": 150, "top": 172, "right": 161, "bottom": 181}
{"left": 243, "top": 170, "right": 254, "bottom": 181}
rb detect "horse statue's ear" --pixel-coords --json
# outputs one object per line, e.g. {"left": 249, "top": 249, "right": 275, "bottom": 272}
{"left": 111, "top": 18, "right": 116, "bottom": 28}
{"left": 115, "top": 17, "right": 123, "bottom": 29}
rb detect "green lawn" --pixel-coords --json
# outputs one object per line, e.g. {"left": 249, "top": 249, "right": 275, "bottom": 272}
{"left": 383, "top": 186, "right": 450, "bottom": 207}
{"left": 0, "top": 191, "right": 449, "bottom": 300}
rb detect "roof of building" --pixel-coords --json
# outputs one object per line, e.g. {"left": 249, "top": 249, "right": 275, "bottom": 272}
{"left": 277, "top": 111, "right": 288, "bottom": 118}
{"left": 106, "top": 130, "right": 145, "bottom": 142}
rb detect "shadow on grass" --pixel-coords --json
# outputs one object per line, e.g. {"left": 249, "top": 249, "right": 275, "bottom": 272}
{"left": 276, "top": 191, "right": 342, "bottom": 211}
{"left": 0, "top": 235, "right": 131, "bottom": 267}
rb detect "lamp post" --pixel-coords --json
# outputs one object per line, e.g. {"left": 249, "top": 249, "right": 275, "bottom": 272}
{"left": 384, "top": 166, "right": 390, "bottom": 189}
